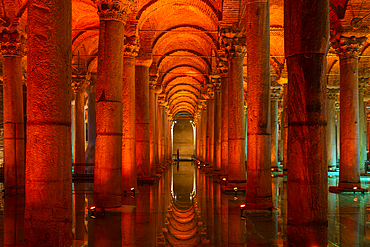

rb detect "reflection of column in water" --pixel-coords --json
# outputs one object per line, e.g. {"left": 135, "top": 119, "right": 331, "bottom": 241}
{"left": 228, "top": 199, "right": 245, "bottom": 246}
{"left": 149, "top": 181, "right": 158, "bottom": 246}
{"left": 339, "top": 194, "right": 361, "bottom": 247}
{"left": 136, "top": 184, "right": 151, "bottom": 246}
{"left": 4, "top": 194, "right": 25, "bottom": 246}
{"left": 74, "top": 183, "right": 86, "bottom": 242}
{"left": 245, "top": 211, "right": 278, "bottom": 246}
{"left": 121, "top": 196, "right": 136, "bottom": 246}
{"left": 94, "top": 209, "right": 121, "bottom": 247}
{"left": 221, "top": 192, "right": 229, "bottom": 246}
{"left": 214, "top": 182, "right": 222, "bottom": 246}
{"left": 86, "top": 183, "right": 94, "bottom": 246}
{"left": 328, "top": 177, "right": 338, "bottom": 244}
{"left": 365, "top": 202, "right": 370, "bottom": 245}
{"left": 206, "top": 176, "right": 214, "bottom": 244}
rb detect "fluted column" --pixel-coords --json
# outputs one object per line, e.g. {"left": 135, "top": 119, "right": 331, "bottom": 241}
{"left": 122, "top": 39, "right": 138, "bottom": 193}
{"left": 72, "top": 76, "right": 89, "bottom": 242}
{"left": 218, "top": 57, "right": 229, "bottom": 176}
{"left": 0, "top": 29, "right": 25, "bottom": 247}
{"left": 330, "top": 35, "right": 367, "bottom": 191}
{"left": 271, "top": 86, "right": 281, "bottom": 169}
{"left": 220, "top": 28, "right": 246, "bottom": 184}
{"left": 213, "top": 77, "right": 222, "bottom": 173}
{"left": 25, "top": 0, "right": 72, "bottom": 244}
{"left": 246, "top": 0, "right": 271, "bottom": 210}
{"left": 327, "top": 87, "right": 339, "bottom": 170}
{"left": 149, "top": 80, "right": 156, "bottom": 176}
{"left": 136, "top": 60, "right": 152, "bottom": 179}
{"left": 207, "top": 84, "right": 215, "bottom": 168}
{"left": 285, "top": 0, "right": 329, "bottom": 245}
{"left": 95, "top": 0, "right": 133, "bottom": 208}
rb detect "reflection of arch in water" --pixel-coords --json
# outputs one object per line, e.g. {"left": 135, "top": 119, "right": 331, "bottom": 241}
{"left": 172, "top": 161, "right": 196, "bottom": 203}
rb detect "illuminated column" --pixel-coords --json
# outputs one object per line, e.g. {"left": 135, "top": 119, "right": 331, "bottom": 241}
{"left": 359, "top": 79, "right": 368, "bottom": 174}
{"left": 72, "top": 76, "right": 89, "bottom": 242}
{"left": 271, "top": 86, "right": 281, "bottom": 169}
{"left": 201, "top": 101, "right": 208, "bottom": 163}
{"left": 25, "top": 0, "right": 72, "bottom": 245}
{"left": 86, "top": 73, "right": 97, "bottom": 165}
{"left": 136, "top": 60, "right": 152, "bottom": 179}
{"left": 282, "top": 83, "right": 288, "bottom": 175}
{"left": 246, "top": 0, "right": 271, "bottom": 210}
{"left": 285, "top": 0, "right": 329, "bottom": 245}
{"left": 220, "top": 28, "right": 246, "bottom": 184}
{"left": 0, "top": 29, "right": 25, "bottom": 247}
{"left": 213, "top": 77, "right": 222, "bottom": 173}
{"left": 327, "top": 87, "right": 339, "bottom": 170}
{"left": 207, "top": 84, "right": 215, "bottom": 168}
{"left": 368, "top": 111, "right": 370, "bottom": 161}
{"left": 95, "top": 0, "right": 133, "bottom": 208}
{"left": 122, "top": 38, "right": 138, "bottom": 193}
{"left": 336, "top": 101, "right": 340, "bottom": 165}
{"left": 330, "top": 35, "right": 367, "bottom": 191}
{"left": 218, "top": 57, "right": 229, "bottom": 176}
{"left": 149, "top": 81, "right": 156, "bottom": 176}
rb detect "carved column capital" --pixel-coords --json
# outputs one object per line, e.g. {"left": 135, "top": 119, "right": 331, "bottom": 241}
{"left": 217, "top": 51, "right": 228, "bottom": 77}
{"left": 123, "top": 36, "right": 139, "bottom": 57}
{"left": 72, "top": 75, "right": 90, "bottom": 93}
{"left": 327, "top": 87, "right": 340, "bottom": 100}
{"left": 359, "top": 77, "right": 370, "bottom": 92}
{"left": 97, "top": 0, "right": 134, "bottom": 24}
{"left": 331, "top": 35, "right": 367, "bottom": 59}
{"left": 207, "top": 84, "right": 214, "bottom": 99}
{"left": 367, "top": 111, "right": 370, "bottom": 124}
{"left": 220, "top": 27, "right": 246, "bottom": 59}
{"left": 271, "top": 87, "right": 281, "bottom": 100}
{"left": 0, "top": 29, "right": 25, "bottom": 56}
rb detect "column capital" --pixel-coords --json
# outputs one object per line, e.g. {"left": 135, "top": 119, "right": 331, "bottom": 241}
{"left": 359, "top": 77, "right": 370, "bottom": 92}
{"left": 271, "top": 87, "right": 281, "bottom": 100}
{"left": 0, "top": 29, "right": 25, "bottom": 56}
{"left": 219, "top": 27, "right": 246, "bottom": 59}
{"left": 207, "top": 84, "right": 214, "bottom": 99}
{"left": 367, "top": 111, "right": 370, "bottom": 124}
{"left": 330, "top": 35, "right": 367, "bottom": 59}
{"left": 217, "top": 51, "right": 228, "bottom": 77}
{"left": 123, "top": 36, "right": 139, "bottom": 57}
{"left": 210, "top": 75, "right": 221, "bottom": 90}
{"left": 72, "top": 75, "right": 90, "bottom": 93}
{"left": 97, "top": 0, "right": 134, "bottom": 24}
{"left": 327, "top": 87, "right": 340, "bottom": 100}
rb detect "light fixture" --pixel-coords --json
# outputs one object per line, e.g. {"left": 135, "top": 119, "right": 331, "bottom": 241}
{"left": 90, "top": 206, "right": 96, "bottom": 219}
{"left": 234, "top": 187, "right": 238, "bottom": 198}
{"left": 222, "top": 177, "right": 227, "bottom": 187}
{"left": 240, "top": 204, "right": 246, "bottom": 219}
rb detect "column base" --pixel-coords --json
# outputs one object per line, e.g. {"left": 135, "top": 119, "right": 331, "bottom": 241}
{"left": 329, "top": 186, "right": 368, "bottom": 193}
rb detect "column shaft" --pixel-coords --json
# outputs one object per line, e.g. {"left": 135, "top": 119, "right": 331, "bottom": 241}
{"left": 327, "top": 89, "right": 338, "bottom": 170}
{"left": 221, "top": 75, "right": 229, "bottom": 175}
{"left": 246, "top": 0, "right": 271, "bottom": 209}
{"left": 149, "top": 83, "right": 156, "bottom": 176}
{"left": 25, "top": 0, "right": 72, "bottom": 244}
{"left": 214, "top": 84, "right": 222, "bottom": 172}
{"left": 122, "top": 53, "right": 137, "bottom": 191}
{"left": 271, "top": 94, "right": 279, "bottom": 169}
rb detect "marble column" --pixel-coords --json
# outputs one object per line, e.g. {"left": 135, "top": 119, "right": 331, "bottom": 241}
{"left": 207, "top": 84, "right": 215, "bottom": 168}
{"left": 1, "top": 29, "right": 25, "bottom": 247}
{"left": 218, "top": 58, "right": 229, "bottom": 176}
{"left": 336, "top": 101, "right": 340, "bottom": 165}
{"left": 158, "top": 96, "right": 164, "bottom": 167}
{"left": 149, "top": 81, "right": 156, "bottom": 176}
{"left": 285, "top": 0, "right": 329, "bottom": 245}
{"left": 246, "top": 0, "right": 271, "bottom": 210}
{"left": 220, "top": 28, "right": 246, "bottom": 184}
{"left": 25, "top": 0, "right": 72, "bottom": 245}
{"left": 95, "top": 0, "right": 133, "bottom": 208}
{"left": 136, "top": 60, "right": 152, "bottom": 179}
{"left": 282, "top": 83, "right": 288, "bottom": 175}
{"left": 330, "top": 35, "right": 367, "bottom": 191}
{"left": 202, "top": 101, "right": 208, "bottom": 163}
{"left": 122, "top": 39, "right": 138, "bottom": 193}
{"left": 368, "top": 111, "right": 370, "bottom": 161}
{"left": 271, "top": 86, "right": 281, "bottom": 169}
{"left": 72, "top": 76, "right": 89, "bottom": 242}
{"left": 327, "top": 87, "right": 339, "bottom": 170}
{"left": 86, "top": 73, "right": 96, "bottom": 166}
{"left": 213, "top": 77, "right": 222, "bottom": 173}
{"left": 359, "top": 79, "right": 368, "bottom": 174}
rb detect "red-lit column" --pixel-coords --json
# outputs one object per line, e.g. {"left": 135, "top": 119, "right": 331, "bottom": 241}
{"left": 368, "top": 111, "right": 370, "bottom": 161}
{"left": 149, "top": 81, "right": 156, "bottom": 176}
{"left": 221, "top": 28, "right": 246, "bottom": 184}
{"left": 327, "top": 87, "right": 339, "bottom": 171}
{"left": 94, "top": 0, "right": 132, "bottom": 208}
{"left": 219, "top": 59, "right": 229, "bottom": 176}
{"left": 246, "top": 0, "right": 272, "bottom": 210}
{"left": 285, "top": 0, "right": 329, "bottom": 245}
{"left": 86, "top": 73, "right": 96, "bottom": 166}
{"left": 72, "top": 76, "right": 89, "bottom": 242}
{"left": 213, "top": 78, "right": 222, "bottom": 173}
{"left": 136, "top": 60, "right": 151, "bottom": 179}
{"left": 271, "top": 86, "right": 281, "bottom": 169}
{"left": 282, "top": 83, "right": 288, "bottom": 175}
{"left": 25, "top": 0, "right": 72, "bottom": 245}
{"left": 359, "top": 79, "right": 367, "bottom": 174}
{"left": 1, "top": 29, "right": 25, "bottom": 247}
{"left": 122, "top": 39, "right": 138, "bottom": 193}
{"left": 330, "top": 36, "right": 367, "bottom": 192}
{"left": 207, "top": 84, "right": 215, "bottom": 168}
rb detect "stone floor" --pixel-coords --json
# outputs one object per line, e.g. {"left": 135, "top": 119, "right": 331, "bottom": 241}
{"left": 1, "top": 162, "right": 370, "bottom": 246}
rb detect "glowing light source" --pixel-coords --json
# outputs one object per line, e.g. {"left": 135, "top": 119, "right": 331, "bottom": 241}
{"left": 353, "top": 187, "right": 358, "bottom": 190}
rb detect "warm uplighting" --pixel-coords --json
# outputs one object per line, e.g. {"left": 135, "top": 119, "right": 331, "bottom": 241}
{"left": 271, "top": 168, "right": 274, "bottom": 171}
{"left": 131, "top": 187, "right": 135, "bottom": 196}
{"left": 271, "top": 174, "right": 275, "bottom": 178}
{"left": 354, "top": 198, "right": 358, "bottom": 202}
{"left": 353, "top": 187, "right": 358, "bottom": 190}
{"left": 234, "top": 187, "right": 238, "bottom": 191}
{"left": 240, "top": 204, "right": 246, "bottom": 219}
{"left": 240, "top": 204, "right": 246, "bottom": 209}
{"left": 198, "top": 166, "right": 200, "bottom": 169}
{"left": 90, "top": 206, "right": 96, "bottom": 219}
{"left": 222, "top": 177, "right": 227, "bottom": 187}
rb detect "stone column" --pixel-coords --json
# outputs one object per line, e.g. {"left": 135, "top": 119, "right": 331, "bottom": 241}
{"left": 72, "top": 76, "right": 89, "bottom": 242}
{"left": 136, "top": 60, "right": 152, "bottom": 179}
{"left": 213, "top": 77, "right": 222, "bottom": 173}
{"left": 336, "top": 101, "right": 340, "bottom": 164}
{"left": 25, "top": 0, "right": 72, "bottom": 245}
{"left": 218, "top": 57, "right": 229, "bottom": 176}
{"left": 271, "top": 86, "right": 281, "bottom": 169}
{"left": 201, "top": 100, "right": 208, "bottom": 163}
{"left": 207, "top": 84, "right": 215, "bottom": 168}
{"left": 327, "top": 87, "right": 339, "bottom": 170}
{"left": 368, "top": 111, "right": 370, "bottom": 161}
{"left": 122, "top": 39, "right": 138, "bottom": 193}
{"left": 149, "top": 80, "right": 156, "bottom": 176}
{"left": 285, "top": 0, "right": 329, "bottom": 245}
{"left": 359, "top": 79, "right": 368, "bottom": 174}
{"left": 330, "top": 35, "right": 367, "bottom": 192}
{"left": 86, "top": 73, "right": 96, "bottom": 166}
{"left": 158, "top": 96, "right": 165, "bottom": 168}
{"left": 220, "top": 28, "right": 246, "bottom": 184}
{"left": 95, "top": 0, "right": 133, "bottom": 208}
{"left": 0, "top": 29, "right": 25, "bottom": 247}
{"left": 282, "top": 83, "right": 288, "bottom": 175}
{"left": 246, "top": 0, "right": 271, "bottom": 210}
